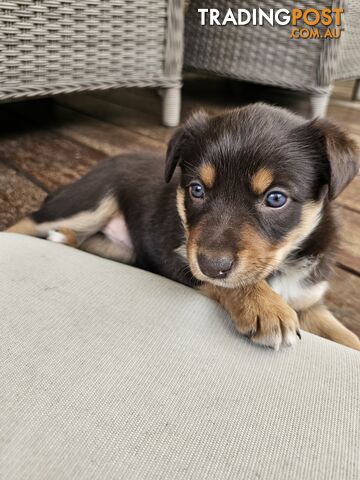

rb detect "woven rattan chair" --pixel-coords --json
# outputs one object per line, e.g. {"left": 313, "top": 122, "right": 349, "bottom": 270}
{"left": 0, "top": 1, "right": 184, "bottom": 127}
{"left": 185, "top": 0, "right": 360, "bottom": 117}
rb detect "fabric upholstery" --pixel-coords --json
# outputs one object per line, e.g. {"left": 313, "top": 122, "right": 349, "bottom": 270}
{"left": 1, "top": 233, "right": 359, "bottom": 480}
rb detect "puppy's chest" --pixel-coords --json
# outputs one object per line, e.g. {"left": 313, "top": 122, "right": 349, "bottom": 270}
{"left": 268, "top": 257, "right": 328, "bottom": 311}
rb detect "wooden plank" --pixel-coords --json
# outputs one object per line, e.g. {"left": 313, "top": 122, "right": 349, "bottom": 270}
{"left": 89, "top": 79, "right": 360, "bottom": 144}
{"left": 326, "top": 267, "right": 360, "bottom": 338}
{"left": 0, "top": 163, "right": 46, "bottom": 230}
{"left": 327, "top": 102, "right": 360, "bottom": 138}
{"left": 91, "top": 86, "right": 223, "bottom": 120}
{"left": 92, "top": 80, "right": 360, "bottom": 143}
{"left": 55, "top": 93, "right": 172, "bottom": 144}
{"left": 337, "top": 176, "right": 360, "bottom": 212}
{"left": 181, "top": 75, "right": 311, "bottom": 115}
{"left": 329, "top": 97, "right": 360, "bottom": 113}
{"left": 7, "top": 100, "right": 165, "bottom": 158}
{"left": 336, "top": 206, "right": 360, "bottom": 274}
{"left": 92, "top": 88, "right": 171, "bottom": 118}
{"left": 91, "top": 78, "right": 311, "bottom": 120}
{"left": 0, "top": 111, "right": 106, "bottom": 192}
{"left": 331, "top": 80, "right": 355, "bottom": 102}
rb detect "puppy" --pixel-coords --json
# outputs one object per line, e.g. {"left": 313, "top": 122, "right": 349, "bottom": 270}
{"left": 7, "top": 104, "right": 360, "bottom": 351}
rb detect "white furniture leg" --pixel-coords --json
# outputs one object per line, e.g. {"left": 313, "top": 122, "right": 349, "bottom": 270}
{"left": 310, "top": 90, "right": 331, "bottom": 118}
{"left": 162, "top": 86, "right": 181, "bottom": 127}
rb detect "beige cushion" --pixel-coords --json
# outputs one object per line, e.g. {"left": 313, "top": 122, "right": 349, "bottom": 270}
{"left": 0, "top": 233, "right": 359, "bottom": 479}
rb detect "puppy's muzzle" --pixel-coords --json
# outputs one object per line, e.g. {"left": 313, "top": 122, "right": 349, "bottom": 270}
{"left": 197, "top": 253, "right": 234, "bottom": 279}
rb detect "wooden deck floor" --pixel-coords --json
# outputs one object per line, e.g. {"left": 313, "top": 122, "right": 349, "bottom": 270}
{"left": 0, "top": 77, "right": 359, "bottom": 337}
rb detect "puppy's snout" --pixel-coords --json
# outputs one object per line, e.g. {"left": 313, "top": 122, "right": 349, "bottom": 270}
{"left": 198, "top": 253, "right": 234, "bottom": 279}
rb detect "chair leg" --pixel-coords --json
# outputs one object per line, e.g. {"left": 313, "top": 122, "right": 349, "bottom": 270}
{"left": 309, "top": 90, "right": 330, "bottom": 118}
{"left": 162, "top": 86, "right": 181, "bottom": 127}
{"left": 352, "top": 79, "right": 360, "bottom": 101}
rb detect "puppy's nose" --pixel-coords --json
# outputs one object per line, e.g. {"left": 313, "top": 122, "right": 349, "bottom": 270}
{"left": 197, "top": 254, "right": 234, "bottom": 279}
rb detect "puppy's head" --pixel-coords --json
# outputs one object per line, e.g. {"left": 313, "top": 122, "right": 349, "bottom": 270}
{"left": 166, "top": 104, "right": 359, "bottom": 288}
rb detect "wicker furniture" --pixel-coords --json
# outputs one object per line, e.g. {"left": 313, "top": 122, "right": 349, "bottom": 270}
{"left": 185, "top": 0, "right": 360, "bottom": 117}
{"left": 0, "top": 0, "right": 184, "bottom": 126}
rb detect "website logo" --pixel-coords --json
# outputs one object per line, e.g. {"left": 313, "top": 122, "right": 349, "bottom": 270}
{"left": 198, "top": 8, "right": 344, "bottom": 40}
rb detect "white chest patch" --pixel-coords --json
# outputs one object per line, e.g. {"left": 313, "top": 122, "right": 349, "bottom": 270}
{"left": 268, "top": 259, "right": 328, "bottom": 311}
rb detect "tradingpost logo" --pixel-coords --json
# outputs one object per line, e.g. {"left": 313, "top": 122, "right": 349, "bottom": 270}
{"left": 198, "top": 7, "right": 344, "bottom": 39}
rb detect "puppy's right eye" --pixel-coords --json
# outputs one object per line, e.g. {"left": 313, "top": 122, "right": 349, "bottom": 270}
{"left": 265, "top": 191, "right": 287, "bottom": 208}
{"left": 189, "top": 182, "right": 205, "bottom": 199}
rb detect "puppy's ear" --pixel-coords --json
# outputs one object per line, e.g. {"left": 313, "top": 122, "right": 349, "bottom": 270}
{"left": 165, "top": 126, "right": 186, "bottom": 183}
{"left": 164, "top": 111, "right": 209, "bottom": 182}
{"left": 310, "top": 118, "right": 359, "bottom": 200}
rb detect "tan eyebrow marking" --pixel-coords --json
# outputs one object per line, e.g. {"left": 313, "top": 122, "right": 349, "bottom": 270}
{"left": 199, "top": 163, "right": 216, "bottom": 188}
{"left": 251, "top": 168, "right": 274, "bottom": 195}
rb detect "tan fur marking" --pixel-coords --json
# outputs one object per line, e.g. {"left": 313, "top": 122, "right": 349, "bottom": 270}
{"left": 6, "top": 218, "right": 37, "bottom": 236}
{"left": 299, "top": 303, "right": 360, "bottom": 351}
{"left": 175, "top": 188, "right": 190, "bottom": 261}
{"left": 176, "top": 187, "right": 188, "bottom": 234}
{"left": 199, "top": 163, "right": 216, "bottom": 188}
{"left": 274, "top": 201, "right": 323, "bottom": 263}
{"left": 237, "top": 224, "right": 276, "bottom": 282}
{"left": 55, "top": 228, "right": 78, "bottom": 247}
{"left": 201, "top": 280, "right": 299, "bottom": 349}
{"left": 187, "top": 221, "right": 206, "bottom": 281}
{"left": 235, "top": 201, "right": 323, "bottom": 286}
{"left": 251, "top": 168, "right": 273, "bottom": 195}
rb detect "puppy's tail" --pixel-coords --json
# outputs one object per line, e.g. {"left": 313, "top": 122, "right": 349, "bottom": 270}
{"left": 5, "top": 190, "right": 55, "bottom": 237}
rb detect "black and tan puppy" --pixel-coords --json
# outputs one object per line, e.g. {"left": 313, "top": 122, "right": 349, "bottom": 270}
{"left": 8, "top": 104, "right": 360, "bottom": 350}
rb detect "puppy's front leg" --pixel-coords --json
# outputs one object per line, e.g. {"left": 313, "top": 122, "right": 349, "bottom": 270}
{"left": 202, "top": 281, "right": 300, "bottom": 350}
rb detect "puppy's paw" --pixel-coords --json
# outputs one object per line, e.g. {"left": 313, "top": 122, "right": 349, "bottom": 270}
{"left": 47, "top": 229, "right": 67, "bottom": 243}
{"left": 233, "top": 285, "right": 300, "bottom": 350}
{"left": 47, "top": 228, "right": 78, "bottom": 247}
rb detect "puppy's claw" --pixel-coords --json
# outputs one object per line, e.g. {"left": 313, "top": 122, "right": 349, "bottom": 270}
{"left": 296, "top": 330, "right": 302, "bottom": 340}
{"left": 244, "top": 328, "right": 256, "bottom": 339}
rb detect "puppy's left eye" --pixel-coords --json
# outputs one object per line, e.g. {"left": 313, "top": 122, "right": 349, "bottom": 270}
{"left": 265, "top": 191, "right": 287, "bottom": 208}
{"left": 189, "top": 182, "right": 205, "bottom": 199}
